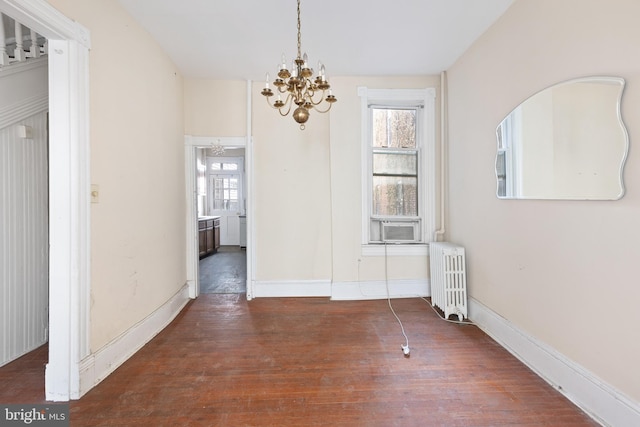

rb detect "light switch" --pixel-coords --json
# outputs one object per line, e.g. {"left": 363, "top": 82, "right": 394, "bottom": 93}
{"left": 91, "top": 184, "right": 99, "bottom": 203}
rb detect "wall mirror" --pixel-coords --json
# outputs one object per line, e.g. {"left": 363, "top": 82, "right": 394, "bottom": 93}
{"left": 496, "top": 76, "right": 628, "bottom": 200}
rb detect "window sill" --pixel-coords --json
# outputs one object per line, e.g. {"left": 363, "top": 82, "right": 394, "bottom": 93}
{"left": 361, "top": 244, "right": 428, "bottom": 257}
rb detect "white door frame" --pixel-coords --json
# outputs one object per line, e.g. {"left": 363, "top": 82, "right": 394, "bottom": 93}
{"left": 0, "top": 0, "right": 92, "bottom": 401}
{"left": 184, "top": 135, "right": 254, "bottom": 300}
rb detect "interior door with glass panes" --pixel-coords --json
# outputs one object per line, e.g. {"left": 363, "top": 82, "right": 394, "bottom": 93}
{"left": 207, "top": 157, "right": 244, "bottom": 246}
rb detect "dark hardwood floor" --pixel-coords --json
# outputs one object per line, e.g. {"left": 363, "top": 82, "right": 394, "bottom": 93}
{"left": 1, "top": 295, "right": 598, "bottom": 426}
{"left": 0, "top": 343, "right": 48, "bottom": 403}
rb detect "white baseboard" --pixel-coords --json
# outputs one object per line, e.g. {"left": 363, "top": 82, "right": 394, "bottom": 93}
{"left": 252, "top": 280, "right": 331, "bottom": 298}
{"left": 251, "top": 279, "right": 429, "bottom": 300}
{"left": 79, "top": 283, "right": 191, "bottom": 397}
{"left": 331, "top": 279, "right": 429, "bottom": 300}
{"left": 469, "top": 297, "right": 640, "bottom": 427}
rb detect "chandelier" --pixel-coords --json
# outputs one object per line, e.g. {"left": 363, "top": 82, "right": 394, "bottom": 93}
{"left": 208, "top": 140, "right": 225, "bottom": 157}
{"left": 260, "top": 0, "right": 337, "bottom": 130}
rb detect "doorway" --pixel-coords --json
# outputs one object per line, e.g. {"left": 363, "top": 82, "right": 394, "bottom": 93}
{"left": 199, "top": 152, "right": 247, "bottom": 294}
{"left": 184, "top": 135, "right": 253, "bottom": 300}
{"left": 0, "top": 0, "right": 92, "bottom": 401}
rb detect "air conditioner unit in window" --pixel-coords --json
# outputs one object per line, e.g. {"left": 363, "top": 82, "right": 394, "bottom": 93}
{"left": 381, "top": 221, "right": 421, "bottom": 243}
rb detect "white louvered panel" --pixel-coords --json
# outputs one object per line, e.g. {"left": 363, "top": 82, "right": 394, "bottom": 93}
{"left": 0, "top": 112, "right": 48, "bottom": 367}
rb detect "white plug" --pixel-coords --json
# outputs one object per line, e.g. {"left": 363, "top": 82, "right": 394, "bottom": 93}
{"left": 401, "top": 344, "right": 410, "bottom": 357}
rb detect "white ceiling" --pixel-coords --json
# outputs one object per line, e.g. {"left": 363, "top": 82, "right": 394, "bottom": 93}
{"left": 117, "top": 0, "right": 514, "bottom": 80}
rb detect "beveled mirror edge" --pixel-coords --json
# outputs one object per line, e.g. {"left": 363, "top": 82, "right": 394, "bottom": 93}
{"left": 495, "top": 76, "right": 629, "bottom": 201}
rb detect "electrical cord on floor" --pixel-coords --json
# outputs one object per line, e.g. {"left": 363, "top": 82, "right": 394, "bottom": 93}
{"left": 420, "top": 297, "right": 475, "bottom": 326}
{"left": 384, "top": 243, "right": 411, "bottom": 357}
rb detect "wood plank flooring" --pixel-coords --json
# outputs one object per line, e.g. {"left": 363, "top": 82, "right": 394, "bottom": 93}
{"left": 1, "top": 295, "right": 598, "bottom": 426}
{"left": 0, "top": 343, "right": 48, "bottom": 403}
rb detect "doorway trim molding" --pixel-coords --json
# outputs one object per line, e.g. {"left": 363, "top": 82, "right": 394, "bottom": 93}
{"left": 0, "top": 0, "right": 92, "bottom": 401}
{"left": 184, "top": 135, "right": 254, "bottom": 300}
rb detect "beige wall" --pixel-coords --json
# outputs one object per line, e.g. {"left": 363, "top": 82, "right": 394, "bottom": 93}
{"left": 329, "top": 76, "right": 440, "bottom": 284}
{"left": 251, "top": 82, "right": 333, "bottom": 282}
{"left": 250, "top": 75, "right": 440, "bottom": 285}
{"left": 184, "top": 79, "right": 246, "bottom": 136}
{"left": 183, "top": 75, "right": 442, "bottom": 285}
{"left": 46, "top": 0, "right": 186, "bottom": 351}
{"left": 447, "top": 0, "right": 640, "bottom": 402}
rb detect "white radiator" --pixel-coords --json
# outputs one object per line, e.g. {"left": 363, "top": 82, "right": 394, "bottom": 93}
{"left": 429, "top": 242, "right": 467, "bottom": 321}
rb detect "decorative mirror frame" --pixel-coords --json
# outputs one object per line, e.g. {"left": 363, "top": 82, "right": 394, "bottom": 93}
{"left": 496, "top": 76, "right": 628, "bottom": 200}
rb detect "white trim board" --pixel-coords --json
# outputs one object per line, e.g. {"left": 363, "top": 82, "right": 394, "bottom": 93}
{"left": 0, "top": 94, "right": 48, "bottom": 129}
{"left": 0, "top": 56, "right": 47, "bottom": 78}
{"left": 331, "top": 279, "right": 429, "bottom": 301}
{"left": 252, "top": 280, "right": 332, "bottom": 298}
{"left": 79, "top": 283, "right": 190, "bottom": 396}
{"left": 250, "top": 279, "right": 429, "bottom": 300}
{"left": 468, "top": 297, "right": 640, "bottom": 427}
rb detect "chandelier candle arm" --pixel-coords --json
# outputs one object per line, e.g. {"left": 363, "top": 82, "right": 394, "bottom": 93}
{"left": 260, "top": 0, "right": 337, "bottom": 130}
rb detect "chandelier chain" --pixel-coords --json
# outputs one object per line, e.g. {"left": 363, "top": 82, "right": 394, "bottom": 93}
{"left": 296, "top": 0, "right": 302, "bottom": 59}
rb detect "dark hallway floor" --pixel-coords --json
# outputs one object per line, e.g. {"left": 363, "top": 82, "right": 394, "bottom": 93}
{"left": 199, "top": 246, "right": 246, "bottom": 294}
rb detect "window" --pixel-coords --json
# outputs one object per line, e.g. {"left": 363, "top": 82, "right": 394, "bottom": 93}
{"left": 210, "top": 175, "right": 239, "bottom": 211}
{"left": 359, "top": 88, "right": 436, "bottom": 255}
{"left": 206, "top": 157, "right": 244, "bottom": 214}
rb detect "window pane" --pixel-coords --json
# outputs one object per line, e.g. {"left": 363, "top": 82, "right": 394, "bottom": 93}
{"left": 210, "top": 163, "right": 222, "bottom": 170}
{"left": 373, "top": 152, "right": 417, "bottom": 176}
{"left": 223, "top": 163, "right": 238, "bottom": 171}
{"left": 372, "top": 176, "right": 418, "bottom": 216}
{"left": 372, "top": 109, "right": 416, "bottom": 148}
{"left": 210, "top": 174, "right": 240, "bottom": 212}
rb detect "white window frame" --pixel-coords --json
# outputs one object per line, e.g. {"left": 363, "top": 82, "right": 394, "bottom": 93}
{"left": 358, "top": 87, "right": 436, "bottom": 256}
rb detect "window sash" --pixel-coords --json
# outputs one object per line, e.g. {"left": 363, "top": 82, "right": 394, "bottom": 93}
{"left": 372, "top": 150, "right": 418, "bottom": 177}
{"left": 370, "top": 109, "right": 420, "bottom": 222}
{"left": 371, "top": 107, "right": 417, "bottom": 149}
{"left": 372, "top": 175, "right": 418, "bottom": 217}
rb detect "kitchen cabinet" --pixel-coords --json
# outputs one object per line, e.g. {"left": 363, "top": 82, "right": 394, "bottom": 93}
{"left": 198, "top": 216, "right": 220, "bottom": 258}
